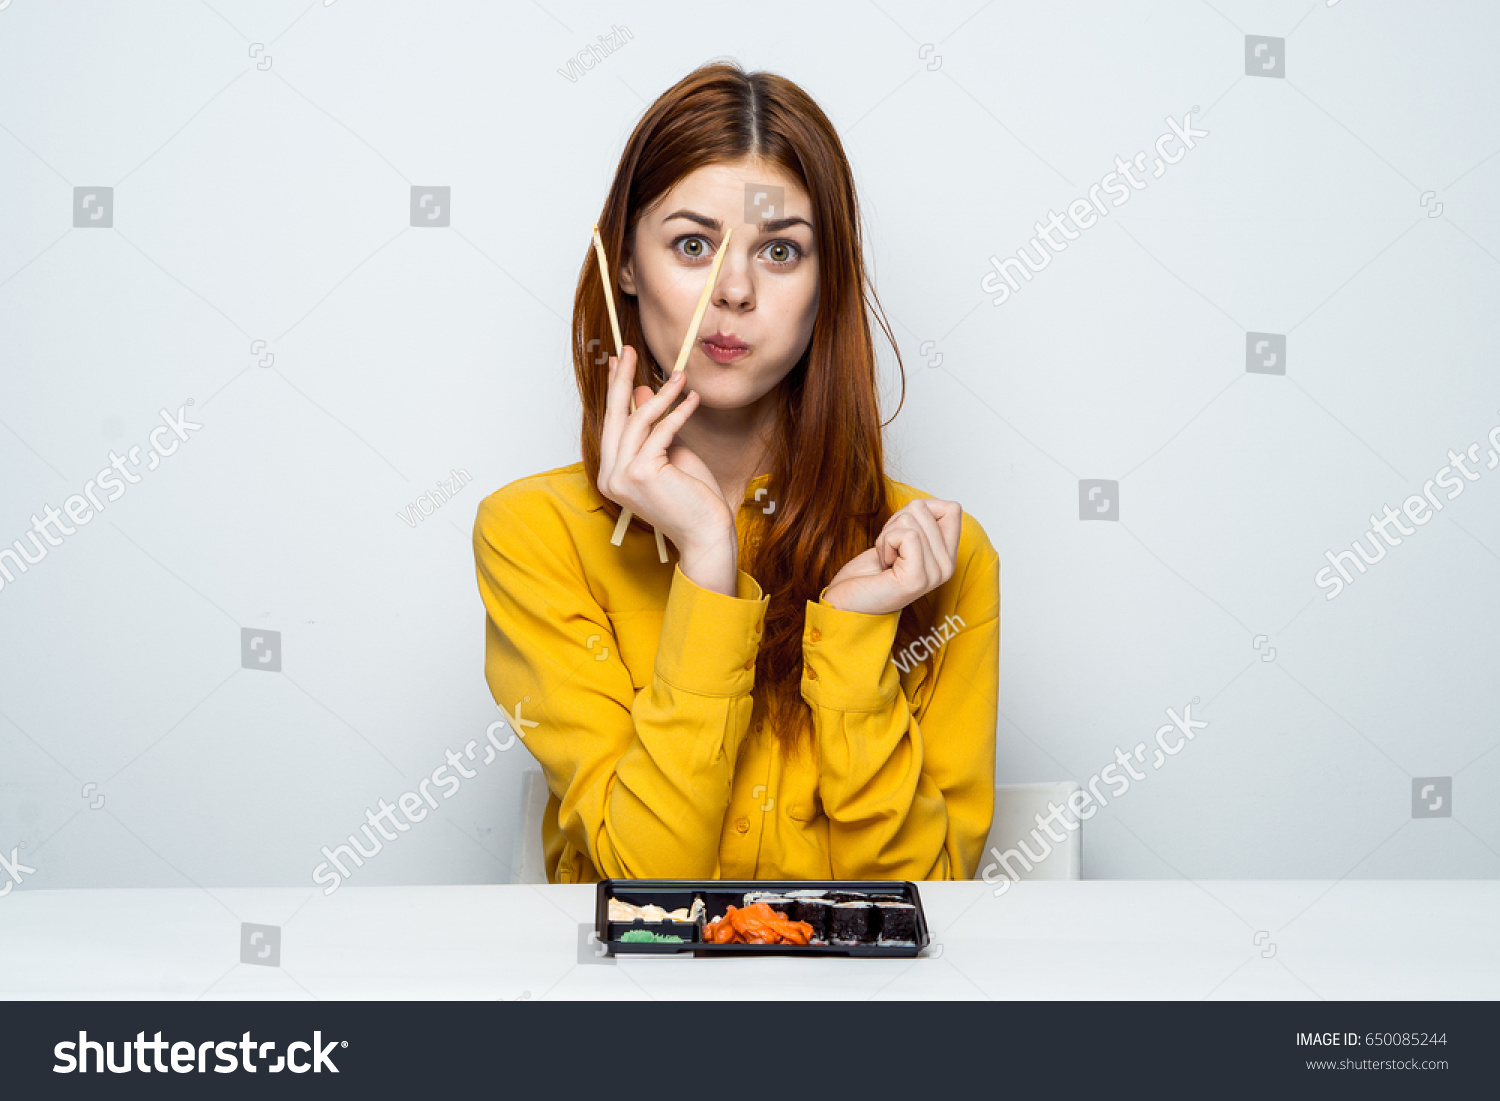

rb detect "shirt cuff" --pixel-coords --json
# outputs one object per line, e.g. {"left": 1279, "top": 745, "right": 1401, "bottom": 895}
{"left": 800, "top": 584, "right": 902, "bottom": 711}
{"left": 653, "top": 563, "right": 769, "bottom": 696}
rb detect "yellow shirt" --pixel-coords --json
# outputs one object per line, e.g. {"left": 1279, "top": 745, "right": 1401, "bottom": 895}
{"left": 472, "top": 462, "right": 999, "bottom": 883}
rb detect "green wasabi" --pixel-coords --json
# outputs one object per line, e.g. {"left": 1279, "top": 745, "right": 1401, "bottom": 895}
{"left": 618, "top": 930, "right": 685, "bottom": 944}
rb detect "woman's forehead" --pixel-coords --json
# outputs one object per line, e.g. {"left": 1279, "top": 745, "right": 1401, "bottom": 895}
{"left": 648, "top": 161, "right": 812, "bottom": 222}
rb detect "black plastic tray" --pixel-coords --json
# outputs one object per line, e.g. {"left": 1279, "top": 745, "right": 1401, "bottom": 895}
{"left": 595, "top": 879, "right": 930, "bottom": 958}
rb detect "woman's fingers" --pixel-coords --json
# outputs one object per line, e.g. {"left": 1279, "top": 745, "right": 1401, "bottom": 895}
{"left": 893, "top": 502, "right": 960, "bottom": 567}
{"left": 876, "top": 500, "right": 962, "bottom": 594}
{"left": 602, "top": 346, "right": 684, "bottom": 484}
{"left": 926, "top": 498, "right": 964, "bottom": 561}
{"left": 617, "top": 371, "right": 687, "bottom": 465}
{"left": 921, "top": 499, "right": 963, "bottom": 561}
{"left": 640, "top": 385, "right": 700, "bottom": 464}
{"left": 600, "top": 345, "right": 636, "bottom": 474}
{"left": 884, "top": 518, "right": 941, "bottom": 590}
{"left": 903, "top": 502, "right": 954, "bottom": 582}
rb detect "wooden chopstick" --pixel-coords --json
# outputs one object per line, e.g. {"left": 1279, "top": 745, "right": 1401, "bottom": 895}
{"left": 593, "top": 224, "right": 667, "bottom": 562}
{"left": 672, "top": 224, "right": 733, "bottom": 377}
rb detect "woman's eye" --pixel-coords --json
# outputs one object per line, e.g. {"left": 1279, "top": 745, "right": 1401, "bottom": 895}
{"left": 673, "top": 235, "right": 802, "bottom": 265}
{"left": 763, "top": 241, "right": 800, "bottom": 265}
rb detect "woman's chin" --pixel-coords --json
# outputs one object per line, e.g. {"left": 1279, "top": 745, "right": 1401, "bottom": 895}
{"left": 688, "top": 381, "right": 761, "bottom": 412}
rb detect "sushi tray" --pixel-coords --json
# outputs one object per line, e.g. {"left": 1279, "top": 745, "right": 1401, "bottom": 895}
{"left": 595, "top": 879, "right": 930, "bottom": 958}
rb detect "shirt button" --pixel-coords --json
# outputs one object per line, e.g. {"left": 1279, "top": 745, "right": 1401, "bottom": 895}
{"left": 808, "top": 627, "right": 821, "bottom": 643}
{"left": 735, "top": 817, "right": 750, "bottom": 833}
{"left": 743, "top": 658, "right": 754, "bottom": 670}
{"left": 805, "top": 664, "right": 817, "bottom": 681}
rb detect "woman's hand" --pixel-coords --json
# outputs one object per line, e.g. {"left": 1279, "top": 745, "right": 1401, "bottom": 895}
{"left": 821, "top": 499, "right": 962, "bottom": 616}
{"left": 597, "top": 344, "right": 736, "bottom": 555}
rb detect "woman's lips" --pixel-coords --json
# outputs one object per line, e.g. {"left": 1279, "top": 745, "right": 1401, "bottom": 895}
{"left": 700, "top": 338, "right": 750, "bottom": 364}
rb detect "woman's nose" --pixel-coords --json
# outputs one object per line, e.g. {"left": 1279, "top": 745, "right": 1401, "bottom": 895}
{"left": 713, "top": 254, "right": 754, "bottom": 310}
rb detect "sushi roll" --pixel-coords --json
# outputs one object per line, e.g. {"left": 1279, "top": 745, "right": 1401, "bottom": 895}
{"left": 830, "top": 900, "right": 874, "bottom": 943}
{"left": 742, "top": 891, "right": 793, "bottom": 909}
{"left": 874, "top": 902, "right": 918, "bottom": 945}
{"left": 825, "top": 890, "right": 870, "bottom": 904}
{"left": 790, "top": 897, "right": 833, "bottom": 939}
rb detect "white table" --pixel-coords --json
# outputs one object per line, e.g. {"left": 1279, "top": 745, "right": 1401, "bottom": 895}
{"left": 1, "top": 881, "right": 1495, "bottom": 1000}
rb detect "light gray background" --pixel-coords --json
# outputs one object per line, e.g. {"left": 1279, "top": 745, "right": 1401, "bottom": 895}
{"left": 1, "top": 0, "right": 1496, "bottom": 895}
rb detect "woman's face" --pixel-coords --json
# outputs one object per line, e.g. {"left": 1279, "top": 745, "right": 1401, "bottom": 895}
{"left": 618, "top": 158, "right": 818, "bottom": 411}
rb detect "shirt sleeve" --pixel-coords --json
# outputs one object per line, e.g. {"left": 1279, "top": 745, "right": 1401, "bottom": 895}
{"left": 801, "top": 543, "right": 999, "bottom": 880}
{"left": 473, "top": 493, "right": 768, "bottom": 880}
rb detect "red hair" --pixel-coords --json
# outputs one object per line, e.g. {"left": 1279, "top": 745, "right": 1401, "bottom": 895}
{"left": 573, "top": 61, "right": 936, "bottom": 749}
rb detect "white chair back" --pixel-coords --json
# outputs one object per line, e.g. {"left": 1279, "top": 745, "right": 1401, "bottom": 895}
{"left": 976, "top": 782, "right": 1083, "bottom": 882}
{"left": 514, "top": 768, "right": 550, "bottom": 884}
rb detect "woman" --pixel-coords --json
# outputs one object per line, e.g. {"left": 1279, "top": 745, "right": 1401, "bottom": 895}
{"left": 472, "top": 61, "right": 999, "bottom": 884}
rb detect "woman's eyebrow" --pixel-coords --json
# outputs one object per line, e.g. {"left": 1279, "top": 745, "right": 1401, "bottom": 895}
{"left": 662, "top": 208, "right": 813, "bottom": 233}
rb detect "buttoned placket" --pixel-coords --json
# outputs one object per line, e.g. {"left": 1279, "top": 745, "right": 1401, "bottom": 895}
{"left": 725, "top": 474, "right": 788, "bottom": 875}
{"left": 721, "top": 493, "right": 772, "bottom": 877}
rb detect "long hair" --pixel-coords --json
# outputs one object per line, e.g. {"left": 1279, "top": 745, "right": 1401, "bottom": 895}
{"left": 573, "top": 61, "right": 937, "bottom": 750}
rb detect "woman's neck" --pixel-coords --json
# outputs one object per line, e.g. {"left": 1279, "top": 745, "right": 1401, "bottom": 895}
{"left": 672, "top": 389, "right": 776, "bottom": 512}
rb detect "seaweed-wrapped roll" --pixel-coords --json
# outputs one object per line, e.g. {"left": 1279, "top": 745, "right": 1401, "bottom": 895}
{"left": 790, "top": 897, "right": 833, "bottom": 940}
{"left": 874, "top": 901, "right": 918, "bottom": 944}
{"left": 829, "top": 900, "right": 874, "bottom": 943}
{"left": 825, "top": 890, "right": 870, "bottom": 904}
{"left": 742, "top": 890, "right": 786, "bottom": 907}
